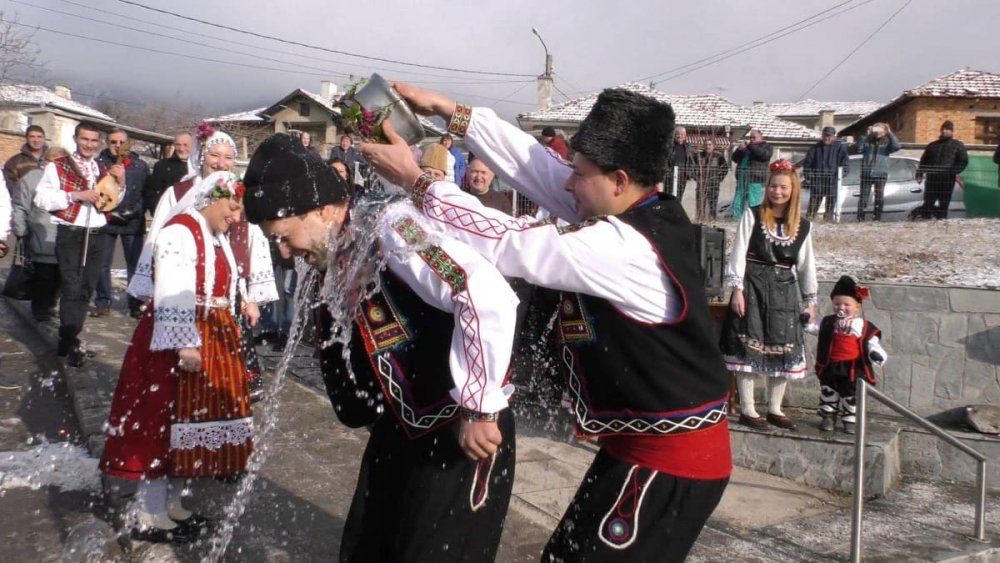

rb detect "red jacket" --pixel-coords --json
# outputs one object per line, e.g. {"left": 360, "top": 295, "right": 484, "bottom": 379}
{"left": 548, "top": 136, "right": 569, "bottom": 160}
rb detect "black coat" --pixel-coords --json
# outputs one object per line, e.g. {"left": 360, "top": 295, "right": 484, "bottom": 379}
{"left": 97, "top": 149, "right": 149, "bottom": 235}
{"left": 143, "top": 155, "right": 190, "bottom": 215}
{"left": 665, "top": 142, "right": 696, "bottom": 184}
{"left": 694, "top": 150, "right": 729, "bottom": 186}
{"left": 802, "top": 141, "right": 850, "bottom": 187}
{"left": 917, "top": 137, "right": 968, "bottom": 179}
{"left": 732, "top": 141, "right": 773, "bottom": 185}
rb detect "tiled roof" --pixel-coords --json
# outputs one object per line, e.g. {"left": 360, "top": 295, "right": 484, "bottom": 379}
{"left": 519, "top": 83, "right": 819, "bottom": 140}
{"left": 754, "top": 99, "right": 883, "bottom": 117}
{"left": 0, "top": 84, "right": 113, "bottom": 121}
{"left": 903, "top": 68, "right": 1000, "bottom": 98}
{"left": 205, "top": 107, "right": 267, "bottom": 123}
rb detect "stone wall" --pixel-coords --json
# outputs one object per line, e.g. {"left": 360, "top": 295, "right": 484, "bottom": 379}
{"left": 746, "top": 282, "right": 1000, "bottom": 418}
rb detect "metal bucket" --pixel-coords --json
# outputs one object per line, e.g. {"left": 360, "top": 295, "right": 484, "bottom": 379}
{"left": 351, "top": 73, "right": 425, "bottom": 146}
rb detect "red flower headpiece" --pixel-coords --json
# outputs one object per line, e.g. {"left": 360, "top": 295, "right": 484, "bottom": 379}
{"left": 855, "top": 286, "right": 871, "bottom": 301}
{"left": 769, "top": 159, "right": 793, "bottom": 172}
{"left": 196, "top": 121, "right": 216, "bottom": 145}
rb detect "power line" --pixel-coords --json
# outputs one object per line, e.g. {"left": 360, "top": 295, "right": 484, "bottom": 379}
{"left": 488, "top": 81, "right": 534, "bottom": 110}
{"left": 51, "top": 0, "right": 530, "bottom": 85}
{"left": 797, "top": 0, "right": 913, "bottom": 100}
{"left": 646, "top": 0, "right": 878, "bottom": 87}
{"left": 114, "top": 0, "right": 535, "bottom": 78}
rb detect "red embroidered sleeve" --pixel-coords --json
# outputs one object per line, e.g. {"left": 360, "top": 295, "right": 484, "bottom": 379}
{"left": 447, "top": 103, "right": 473, "bottom": 137}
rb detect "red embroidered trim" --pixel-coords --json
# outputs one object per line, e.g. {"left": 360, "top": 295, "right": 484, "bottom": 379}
{"left": 448, "top": 103, "right": 472, "bottom": 136}
{"left": 411, "top": 173, "right": 434, "bottom": 207}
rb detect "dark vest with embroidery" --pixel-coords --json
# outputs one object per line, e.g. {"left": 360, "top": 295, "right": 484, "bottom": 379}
{"left": 815, "top": 315, "right": 881, "bottom": 384}
{"left": 317, "top": 270, "right": 460, "bottom": 437}
{"left": 557, "top": 194, "right": 729, "bottom": 437}
{"left": 746, "top": 205, "right": 810, "bottom": 266}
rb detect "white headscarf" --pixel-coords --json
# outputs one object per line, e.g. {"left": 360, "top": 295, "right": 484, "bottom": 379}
{"left": 130, "top": 132, "right": 237, "bottom": 300}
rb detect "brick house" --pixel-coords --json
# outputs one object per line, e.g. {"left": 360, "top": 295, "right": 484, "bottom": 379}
{"left": 840, "top": 68, "right": 1000, "bottom": 146}
{"left": 0, "top": 83, "right": 173, "bottom": 163}
{"left": 207, "top": 80, "right": 445, "bottom": 161}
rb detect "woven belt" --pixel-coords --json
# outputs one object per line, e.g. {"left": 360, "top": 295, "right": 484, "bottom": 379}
{"left": 196, "top": 296, "right": 232, "bottom": 309}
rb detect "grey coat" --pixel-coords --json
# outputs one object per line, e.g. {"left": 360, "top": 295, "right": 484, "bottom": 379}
{"left": 11, "top": 168, "right": 58, "bottom": 264}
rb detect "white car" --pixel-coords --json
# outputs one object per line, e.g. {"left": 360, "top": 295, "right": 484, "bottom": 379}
{"left": 717, "top": 155, "right": 965, "bottom": 221}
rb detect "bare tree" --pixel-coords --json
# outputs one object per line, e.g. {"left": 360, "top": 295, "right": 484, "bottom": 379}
{"left": 0, "top": 11, "right": 42, "bottom": 86}
{"left": 215, "top": 120, "right": 272, "bottom": 160}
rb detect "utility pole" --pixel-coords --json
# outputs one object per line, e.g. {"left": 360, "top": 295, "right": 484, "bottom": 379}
{"left": 532, "top": 28, "right": 553, "bottom": 111}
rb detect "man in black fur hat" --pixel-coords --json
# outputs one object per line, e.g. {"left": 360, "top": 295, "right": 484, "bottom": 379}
{"left": 242, "top": 134, "right": 520, "bottom": 562}
{"left": 362, "top": 84, "right": 731, "bottom": 562}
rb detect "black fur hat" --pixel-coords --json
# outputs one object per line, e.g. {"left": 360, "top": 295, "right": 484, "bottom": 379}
{"left": 569, "top": 88, "right": 675, "bottom": 187}
{"left": 831, "top": 275, "right": 870, "bottom": 302}
{"left": 243, "top": 134, "right": 350, "bottom": 224}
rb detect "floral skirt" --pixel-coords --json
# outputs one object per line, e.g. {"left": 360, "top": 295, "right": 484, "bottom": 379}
{"left": 100, "top": 307, "right": 253, "bottom": 480}
{"left": 719, "top": 261, "right": 807, "bottom": 379}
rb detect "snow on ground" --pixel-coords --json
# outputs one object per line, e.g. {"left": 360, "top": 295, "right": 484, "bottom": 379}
{"left": 0, "top": 440, "right": 100, "bottom": 492}
{"left": 713, "top": 218, "right": 1000, "bottom": 289}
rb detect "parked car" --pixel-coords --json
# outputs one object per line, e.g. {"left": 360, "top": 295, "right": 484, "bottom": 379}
{"left": 717, "top": 155, "right": 965, "bottom": 220}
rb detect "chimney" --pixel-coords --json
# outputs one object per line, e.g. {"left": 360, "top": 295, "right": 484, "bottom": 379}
{"left": 321, "top": 80, "right": 337, "bottom": 100}
{"left": 752, "top": 101, "right": 764, "bottom": 109}
{"left": 54, "top": 85, "right": 71, "bottom": 100}
{"left": 535, "top": 53, "right": 554, "bottom": 111}
{"left": 819, "top": 109, "right": 836, "bottom": 129}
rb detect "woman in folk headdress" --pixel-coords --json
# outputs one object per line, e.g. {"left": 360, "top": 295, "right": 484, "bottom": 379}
{"left": 131, "top": 123, "right": 277, "bottom": 399}
{"left": 721, "top": 159, "right": 817, "bottom": 431}
{"left": 101, "top": 172, "right": 251, "bottom": 543}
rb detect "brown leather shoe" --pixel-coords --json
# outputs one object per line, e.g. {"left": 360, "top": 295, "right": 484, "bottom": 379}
{"left": 766, "top": 413, "right": 798, "bottom": 431}
{"left": 89, "top": 307, "right": 112, "bottom": 318}
{"left": 738, "top": 413, "right": 769, "bottom": 429}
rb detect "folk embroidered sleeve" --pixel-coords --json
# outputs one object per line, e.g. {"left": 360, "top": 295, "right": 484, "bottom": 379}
{"left": 416, "top": 182, "right": 681, "bottom": 324}
{"left": 380, "top": 205, "right": 518, "bottom": 414}
{"left": 796, "top": 231, "right": 818, "bottom": 306}
{"left": 459, "top": 106, "right": 578, "bottom": 223}
{"left": 32, "top": 163, "right": 71, "bottom": 212}
{"left": 151, "top": 224, "right": 201, "bottom": 351}
{"left": 724, "top": 207, "right": 755, "bottom": 291}
{"left": 245, "top": 223, "right": 278, "bottom": 304}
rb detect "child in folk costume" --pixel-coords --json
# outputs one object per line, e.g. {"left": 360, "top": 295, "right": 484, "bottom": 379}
{"left": 808, "top": 275, "right": 887, "bottom": 433}
{"left": 721, "top": 159, "right": 818, "bottom": 431}
{"left": 100, "top": 172, "right": 251, "bottom": 543}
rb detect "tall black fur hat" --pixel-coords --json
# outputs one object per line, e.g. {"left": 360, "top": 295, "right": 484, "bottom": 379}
{"left": 831, "top": 275, "right": 870, "bottom": 302}
{"left": 243, "top": 133, "right": 350, "bottom": 224}
{"left": 569, "top": 88, "right": 675, "bottom": 186}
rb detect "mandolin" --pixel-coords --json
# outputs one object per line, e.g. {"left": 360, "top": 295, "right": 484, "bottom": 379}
{"left": 94, "top": 141, "right": 130, "bottom": 212}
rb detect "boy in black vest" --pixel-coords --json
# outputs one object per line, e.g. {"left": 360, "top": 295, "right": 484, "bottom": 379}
{"left": 810, "top": 275, "right": 887, "bottom": 433}
{"left": 242, "top": 134, "right": 519, "bottom": 562}
{"left": 362, "top": 85, "right": 732, "bottom": 562}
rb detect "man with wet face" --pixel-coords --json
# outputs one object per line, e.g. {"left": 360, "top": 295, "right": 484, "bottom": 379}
{"left": 362, "top": 83, "right": 732, "bottom": 563}
{"left": 243, "top": 134, "right": 519, "bottom": 562}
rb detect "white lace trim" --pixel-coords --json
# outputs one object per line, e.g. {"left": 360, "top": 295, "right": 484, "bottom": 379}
{"left": 151, "top": 324, "right": 202, "bottom": 351}
{"left": 170, "top": 417, "right": 253, "bottom": 451}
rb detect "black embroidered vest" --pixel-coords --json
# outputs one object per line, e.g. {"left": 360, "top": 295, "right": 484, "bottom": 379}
{"left": 746, "top": 205, "right": 811, "bottom": 266}
{"left": 557, "top": 194, "right": 730, "bottom": 437}
{"left": 317, "top": 270, "right": 460, "bottom": 437}
{"left": 815, "top": 315, "right": 881, "bottom": 384}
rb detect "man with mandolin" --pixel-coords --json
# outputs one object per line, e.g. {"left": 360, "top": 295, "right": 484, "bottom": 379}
{"left": 33, "top": 121, "right": 127, "bottom": 367}
{"left": 94, "top": 129, "right": 148, "bottom": 319}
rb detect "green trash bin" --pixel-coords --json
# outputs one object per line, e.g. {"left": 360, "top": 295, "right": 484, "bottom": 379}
{"left": 962, "top": 155, "right": 1000, "bottom": 218}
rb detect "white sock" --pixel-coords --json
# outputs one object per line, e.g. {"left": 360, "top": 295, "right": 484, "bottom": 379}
{"left": 167, "top": 478, "right": 192, "bottom": 521}
{"left": 737, "top": 373, "right": 759, "bottom": 418}
{"left": 767, "top": 376, "right": 788, "bottom": 416}
{"left": 137, "top": 478, "right": 175, "bottom": 530}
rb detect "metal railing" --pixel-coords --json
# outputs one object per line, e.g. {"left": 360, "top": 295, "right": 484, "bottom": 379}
{"left": 851, "top": 379, "right": 987, "bottom": 562}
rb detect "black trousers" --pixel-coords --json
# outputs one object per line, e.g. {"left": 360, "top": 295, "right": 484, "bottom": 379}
{"left": 95, "top": 232, "right": 144, "bottom": 313}
{"left": 858, "top": 173, "right": 887, "bottom": 221}
{"left": 54, "top": 225, "right": 108, "bottom": 352}
{"left": 30, "top": 262, "right": 61, "bottom": 318}
{"left": 920, "top": 176, "right": 956, "bottom": 219}
{"left": 340, "top": 409, "right": 516, "bottom": 563}
{"left": 807, "top": 178, "right": 837, "bottom": 219}
{"left": 543, "top": 449, "right": 728, "bottom": 563}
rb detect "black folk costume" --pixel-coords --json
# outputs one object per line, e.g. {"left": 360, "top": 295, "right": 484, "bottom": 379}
{"left": 408, "top": 92, "right": 731, "bottom": 562}
{"left": 243, "top": 134, "right": 519, "bottom": 563}
{"left": 808, "top": 275, "right": 886, "bottom": 433}
{"left": 721, "top": 201, "right": 817, "bottom": 429}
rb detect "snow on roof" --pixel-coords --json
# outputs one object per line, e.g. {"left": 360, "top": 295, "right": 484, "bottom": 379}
{"left": 0, "top": 83, "right": 113, "bottom": 121}
{"left": 519, "top": 83, "right": 820, "bottom": 140}
{"left": 903, "top": 68, "right": 1000, "bottom": 98}
{"left": 205, "top": 107, "right": 267, "bottom": 123}
{"left": 754, "top": 99, "right": 883, "bottom": 117}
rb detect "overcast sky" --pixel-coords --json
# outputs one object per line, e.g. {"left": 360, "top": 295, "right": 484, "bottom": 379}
{"left": 12, "top": 0, "right": 1000, "bottom": 122}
